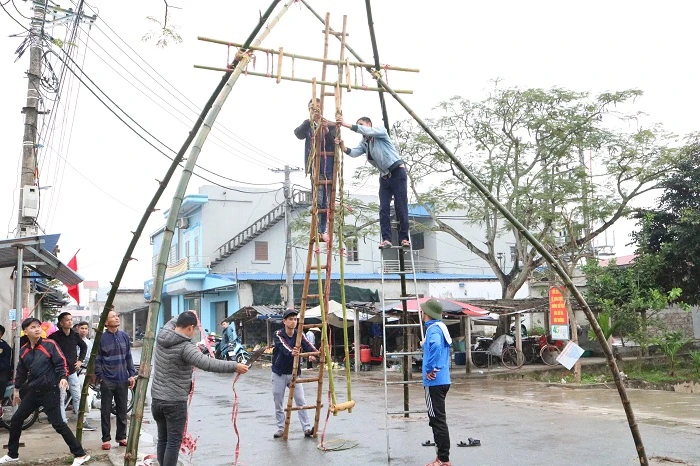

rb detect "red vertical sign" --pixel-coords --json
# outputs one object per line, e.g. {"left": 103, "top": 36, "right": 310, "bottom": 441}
{"left": 548, "top": 287, "right": 569, "bottom": 326}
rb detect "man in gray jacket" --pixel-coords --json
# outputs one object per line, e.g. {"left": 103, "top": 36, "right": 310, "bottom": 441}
{"left": 152, "top": 311, "right": 249, "bottom": 466}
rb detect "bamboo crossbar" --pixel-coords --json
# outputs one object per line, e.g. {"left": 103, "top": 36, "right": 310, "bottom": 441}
{"left": 194, "top": 64, "right": 413, "bottom": 94}
{"left": 197, "top": 37, "right": 419, "bottom": 73}
{"left": 330, "top": 400, "right": 356, "bottom": 413}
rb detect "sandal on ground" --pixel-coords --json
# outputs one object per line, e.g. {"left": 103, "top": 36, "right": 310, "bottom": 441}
{"left": 425, "top": 460, "right": 451, "bottom": 466}
{"left": 379, "top": 240, "right": 393, "bottom": 249}
{"left": 421, "top": 440, "right": 436, "bottom": 446}
{"left": 101, "top": 442, "right": 111, "bottom": 450}
{"left": 118, "top": 439, "right": 127, "bottom": 447}
{"left": 457, "top": 438, "right": 481, "bottom": 447}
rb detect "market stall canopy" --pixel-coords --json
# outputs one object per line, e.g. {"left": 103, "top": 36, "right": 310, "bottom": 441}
{"left": 305, "top": 300, "right": 398, "bottom": 327}
{"left": 381, "top": 297, "right": 489, "bottom": 317}
{"left": 0, "top": 235, "right": 82, "bottom": 285}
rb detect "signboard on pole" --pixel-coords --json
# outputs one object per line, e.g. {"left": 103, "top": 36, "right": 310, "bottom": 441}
{"left": 549, "top": 287, "right": 569, "bottom": 341}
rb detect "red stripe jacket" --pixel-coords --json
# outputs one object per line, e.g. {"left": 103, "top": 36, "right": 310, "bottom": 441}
{"left": 14, "top": 338, "right": 69, "bottom": 391}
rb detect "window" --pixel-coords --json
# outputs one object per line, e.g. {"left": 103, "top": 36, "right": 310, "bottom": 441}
{"left": 194, "top": 235, "right": 199, "bottom": 259}
{"left": 168, "top": 246, "right": 177, "bottom": 265}
{"left": 410, "top": 232, "right": 425, "bottom": 250}
{"left": 345, "top": 237, "right": 359, "bottom": 262}
{"left": 184, "top": 240, "right": 190, "bottom": 260}
{"left": 254, "top": 241, "right": 269, "bottom": 261}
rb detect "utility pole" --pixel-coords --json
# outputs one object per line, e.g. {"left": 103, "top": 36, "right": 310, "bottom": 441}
{"left": 16, "top": 0, "right": 48, "bottom": 238}
{"left": 271, "top": 165, "right": 302, "bottom": 308}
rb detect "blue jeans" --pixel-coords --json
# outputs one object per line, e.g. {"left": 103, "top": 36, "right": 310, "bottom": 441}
{"left": 379, "top": 166, "right": 409, "bottom": 242}
{"left": 59, "top": 372, "right": 81, "bottom": 422}
{"left": 314, "top": 172, "right": 332, "bottom": 234}
{"left": 152, "top": 399, "right": 188, "bottom": 466}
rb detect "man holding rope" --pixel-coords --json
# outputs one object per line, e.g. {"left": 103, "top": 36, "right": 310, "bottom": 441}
{"left": 151, "top": 311, "right": 249, "bottom": 466}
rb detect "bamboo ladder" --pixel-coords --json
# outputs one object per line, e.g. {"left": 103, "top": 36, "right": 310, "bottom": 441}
{"left": 283, "top": 13, "right": 354, "bottom": 440}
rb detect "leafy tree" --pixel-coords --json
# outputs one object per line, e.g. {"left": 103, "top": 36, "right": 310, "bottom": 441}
{"left": 632, "top": 138, "right": 700, "bottom": 304}
{"left": 362, "top": 84, "right": 682, "bottom": 299}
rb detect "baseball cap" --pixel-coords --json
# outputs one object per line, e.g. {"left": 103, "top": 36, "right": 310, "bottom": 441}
{"left": 283, "top": 309, "right": 299, "bottom": 319}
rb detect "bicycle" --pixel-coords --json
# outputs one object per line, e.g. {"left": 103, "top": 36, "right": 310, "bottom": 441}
{"left": 538, "top": 335, "right": 562, "bottom": 366}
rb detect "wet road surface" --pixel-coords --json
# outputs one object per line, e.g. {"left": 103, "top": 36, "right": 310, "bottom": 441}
{"left": 139, "top": 364, "right": 700, "bottom": 465}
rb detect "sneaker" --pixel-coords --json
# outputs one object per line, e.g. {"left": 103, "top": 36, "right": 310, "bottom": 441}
{"left": 0, "top": 456, "right": 19, "bottom": 464}
{"left": 82, "top": 422, "right": 96, "bottom": 431}
{"left": 378, "top": 240, "right": 392, "bottom": 249}
{"left": 71, "top": 455, "right": 91, "bottom": 466}
{"left": 273, "top": 430, "right": 284, "bottom": 438}
{"left": 304, "top": 428, "right": 314, "bottom": 438}
{"left": 101, "top": 442, "right": 111, "bottom": 450}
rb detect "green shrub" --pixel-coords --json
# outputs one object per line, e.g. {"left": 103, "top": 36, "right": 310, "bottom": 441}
{"left": 689, "top": 351, "right": 700, "bottom": 374}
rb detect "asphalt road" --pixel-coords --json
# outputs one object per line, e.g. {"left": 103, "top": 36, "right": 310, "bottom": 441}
{"left": 135, "top": 363, "right": 700, "bottom": 466}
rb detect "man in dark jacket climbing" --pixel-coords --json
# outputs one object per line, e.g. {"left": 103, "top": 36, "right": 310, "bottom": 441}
{"left": 294, "top": 98, "right": 336, "bottom": 242}
{"left": 151, "top": 311, "right": 248, "bottom": 466}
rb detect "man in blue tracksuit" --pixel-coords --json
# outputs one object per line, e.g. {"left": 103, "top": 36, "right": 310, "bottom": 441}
{"left": 294, "top": 98, "right": 336, "bottom": 242}
{"left": 271, "top": 309, "right": 318, "bottom": 439}
{"left": 336, "top": 115, "right": 410, "bottom": 249}
{"left": 420, "top": 299, "right": 452, "bottom": 466}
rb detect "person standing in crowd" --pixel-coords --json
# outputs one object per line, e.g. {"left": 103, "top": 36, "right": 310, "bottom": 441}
{"left": 74, "top": 321, "right": 93, "bottom": 357}
{"left": 304, "top": 327, "right": 320, "bottom": 369}
{"left": 49, "top": 312, "right": 95, "bottom": 431}
{"left": 152, "top": 311, "right": 248, "bottom": 466}
{"left": 420, "top": 299, "right": 452, "bottom": 466}
{"left": 335, "top": 115, "right": 410, "bottom": 249}
{"left": 0, "top": 325, "right": 12, "bottom": 401}
{"left": 295, "top": 98, "right": 337, "bottom": 242}
{"left": 95, "top": 310, "right": 136, "bottom": 450}
{"left": 271, "top": 309, "right": 317, "bottom": 438}
{"left": 0, "top": 318, "right": 91, "bottom": 465}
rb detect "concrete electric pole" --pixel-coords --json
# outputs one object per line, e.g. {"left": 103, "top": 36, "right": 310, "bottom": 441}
{"left": 271, "top": 165, "right": 302, "bottom": 309}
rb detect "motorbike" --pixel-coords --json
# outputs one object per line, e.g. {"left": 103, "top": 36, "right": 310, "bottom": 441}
{"left": 219, "top": 337, "right": 249, "bottom": 364}
{"left": 196, "top": 331, "right": 220, "bottom": 356}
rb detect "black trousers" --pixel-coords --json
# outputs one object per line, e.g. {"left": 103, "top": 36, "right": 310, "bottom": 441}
{"left": 8, "top": 388, "right": 86, "bottom": 459}
{"left": 152, "top": 398, "right": 188, "bottom": 466}
{"left": 100, "top": 380, "right": 129, "bottom": 442}
{"left": 425, "top": 384, "right": 450, "bottom": 462}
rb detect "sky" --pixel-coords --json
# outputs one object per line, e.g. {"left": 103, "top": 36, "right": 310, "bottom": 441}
{"left": 1, "top": 0, "right": 698, "bottom": 296}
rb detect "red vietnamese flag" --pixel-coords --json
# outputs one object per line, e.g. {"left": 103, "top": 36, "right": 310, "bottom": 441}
{"left": 67, "top": 251, "right": 80, "bottom": 305}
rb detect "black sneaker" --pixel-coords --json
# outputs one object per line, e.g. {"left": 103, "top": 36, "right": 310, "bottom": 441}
{"left": 304, "top": 428, "right": 314, "bottom": 438}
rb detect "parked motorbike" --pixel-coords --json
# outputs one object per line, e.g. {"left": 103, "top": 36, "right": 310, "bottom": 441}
{"left": 219, "top": 338, "right": 250, "bottom": 365}
{"left": 196, "top": 331, "right": 220, "bottom": 356}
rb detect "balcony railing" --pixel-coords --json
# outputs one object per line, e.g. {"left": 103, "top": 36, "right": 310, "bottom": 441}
{"left": 382, "top": 259, "right": 439, "bottom": 274}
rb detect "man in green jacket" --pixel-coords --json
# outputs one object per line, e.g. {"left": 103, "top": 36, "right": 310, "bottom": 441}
{"left": 151, "top": 311, "right": 248, "bottom": 466}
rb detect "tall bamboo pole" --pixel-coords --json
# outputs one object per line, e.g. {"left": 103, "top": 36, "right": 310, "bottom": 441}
{"left": 301, "top": 2, "right": 648, "bottom": 464}
{"left": 72, "top": 2, "right": 283, "bottom": 443}
{"left": 363, "top": 0, "right": 390, "bottom": 133}
{"left": 121, "top": 2, "right": 292, "bottom": 464}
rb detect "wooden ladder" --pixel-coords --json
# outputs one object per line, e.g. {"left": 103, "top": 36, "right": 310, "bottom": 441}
{"left": 283, "top": 13, "right": 349, "bottom": 440}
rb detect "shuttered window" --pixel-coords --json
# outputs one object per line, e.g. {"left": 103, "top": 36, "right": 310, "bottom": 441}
{"left": 254, "top": 241, "right": 268, "bottom": 261}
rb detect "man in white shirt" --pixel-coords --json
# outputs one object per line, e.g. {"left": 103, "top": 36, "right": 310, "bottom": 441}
{"left": 75, "top": 321, "right": 93, "bottom": 357}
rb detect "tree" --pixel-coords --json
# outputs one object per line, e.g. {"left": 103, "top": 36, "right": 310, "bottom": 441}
{"left": 370, "top": 85, "right": 681, "bottom": 299}
{"left": 632, "top": 137, "right": 700, "bottom": 304}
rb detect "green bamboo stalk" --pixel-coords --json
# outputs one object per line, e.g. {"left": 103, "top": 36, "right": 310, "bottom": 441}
{"left": 302, "top": 2, "right": 648, "bottom": 464}
{"left": 122, "top": 2, "right": 293, "bottom": 464}
{"left": 72, "top": 19, "right": 259, "bottom": 447}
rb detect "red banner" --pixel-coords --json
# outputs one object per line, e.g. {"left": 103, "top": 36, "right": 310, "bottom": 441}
{"left": 548, "top": 287, "right": 568, "bottom": 326}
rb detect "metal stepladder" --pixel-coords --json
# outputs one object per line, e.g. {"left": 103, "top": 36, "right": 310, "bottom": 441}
{"left": 283, "top": 14, "right": 353, "bottom": 440}
{"left": 380, "top": 238, "right": 425, "bottom": 461}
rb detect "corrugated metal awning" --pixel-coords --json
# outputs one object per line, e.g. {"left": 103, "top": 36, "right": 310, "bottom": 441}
{"left": 0, "top": 235, "right": 83, "bottom": 285}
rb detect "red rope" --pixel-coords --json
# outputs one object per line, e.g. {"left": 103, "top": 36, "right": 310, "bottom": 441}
{"left": 383, "top": 64, "right": 390, "bottom": 84}
{"left": 231, "top": 373, "right": 242, "bottom": 465}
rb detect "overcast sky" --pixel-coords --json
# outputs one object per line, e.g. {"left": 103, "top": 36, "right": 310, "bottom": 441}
{"left": 1, "top": 0, "right": 698, "bottom": 296}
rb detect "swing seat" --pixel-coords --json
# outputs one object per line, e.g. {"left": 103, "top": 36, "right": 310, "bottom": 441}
{"left": 330, "top": 400, "right": 355, "bottom": 413}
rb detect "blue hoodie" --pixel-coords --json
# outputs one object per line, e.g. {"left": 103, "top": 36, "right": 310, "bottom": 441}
{"left": 422, "top": 320, "right": 452, "bottom": 387}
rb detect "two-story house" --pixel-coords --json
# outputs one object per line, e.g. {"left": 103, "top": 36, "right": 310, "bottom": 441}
{"left": 144, "top": 185, "right": 528, "bottom": 333}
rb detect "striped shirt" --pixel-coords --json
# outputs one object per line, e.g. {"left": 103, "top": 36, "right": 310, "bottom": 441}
{"left": 95, "top": 329, "right": 136, "bottom": 384}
